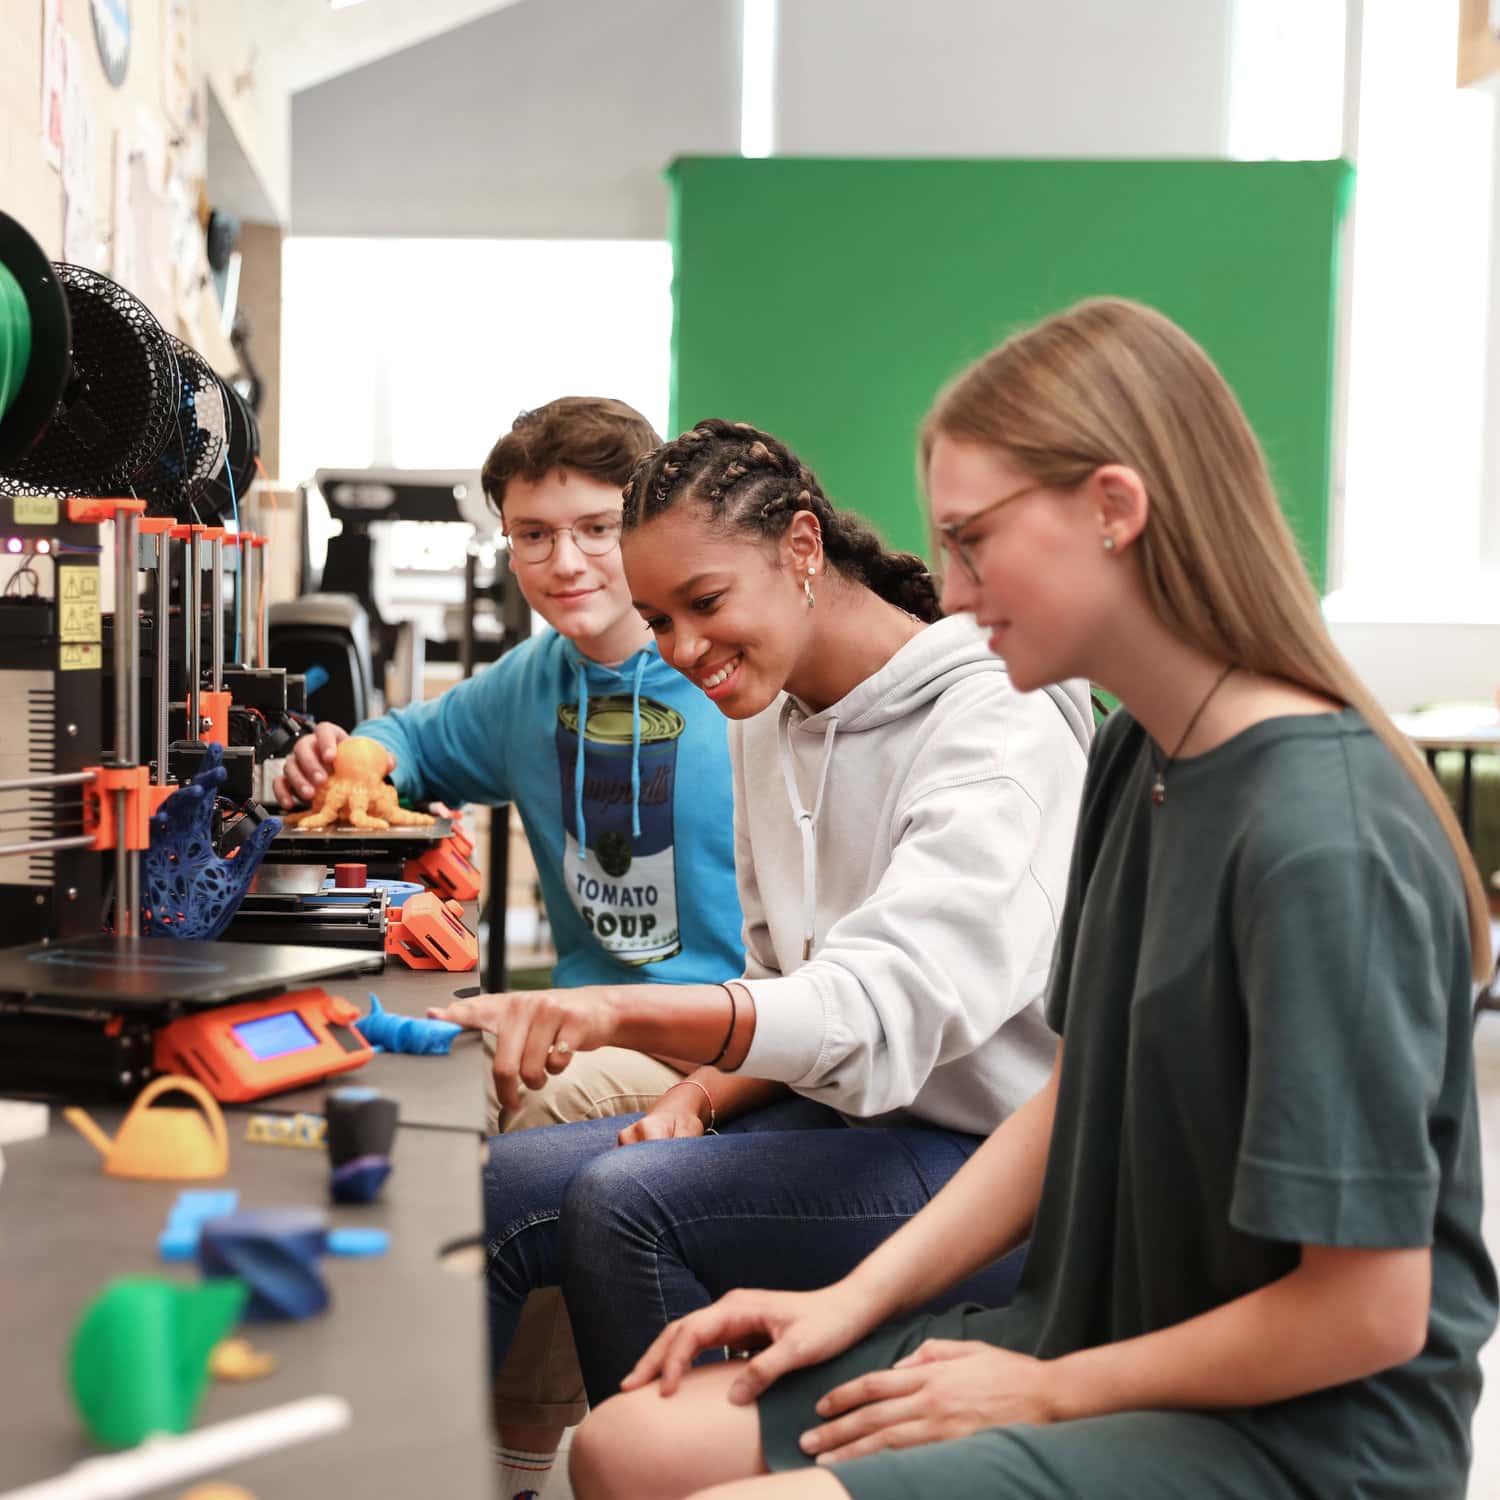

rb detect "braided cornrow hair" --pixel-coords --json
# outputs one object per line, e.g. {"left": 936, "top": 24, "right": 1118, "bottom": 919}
{"left": 621, "top": 418, "right": 940, "bottom": 622}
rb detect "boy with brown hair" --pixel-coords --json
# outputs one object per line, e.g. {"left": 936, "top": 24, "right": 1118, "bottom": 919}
{"left": 275, "top": 397, "right": 743, "bottom": 1498}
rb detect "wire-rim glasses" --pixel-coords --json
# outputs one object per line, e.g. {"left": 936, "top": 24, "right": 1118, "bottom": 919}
{"left": 505, "top": 515, "right": 623, "bottom": 565}
{"left": 935, "top": 481, "right": 1047, "bottom": 584}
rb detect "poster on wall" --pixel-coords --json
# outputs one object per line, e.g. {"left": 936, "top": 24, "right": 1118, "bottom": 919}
{"left": 162, "top": 0, "right": 194, "bottom": 132}
{"left": 118, "top": 113, "right": 174, "bottom": 326}
{"left": 129, "top": 157, "right": 175, "bottom": 328}
{"left": 60, "top": 31, "right": 104, "bottom": 268}
{"left": 89, "top": 0, "right": 131, "bottom": 88}
{"left": 40, "top": 0, "right": 66, "bottom": 170}
{"left": 62, "top": 194, "right": 101, "bottom": 269}
{"left": 111, "top": 132, "right": 134, "bottom": 292}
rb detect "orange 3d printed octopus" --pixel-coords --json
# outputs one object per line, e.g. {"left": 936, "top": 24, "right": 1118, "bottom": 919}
{"left": 282, "top": 737, "right": 437, "bottom": 831}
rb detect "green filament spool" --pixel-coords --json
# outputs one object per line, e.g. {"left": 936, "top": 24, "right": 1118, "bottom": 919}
{"left": 0, "top": 258, "right": 31, "bottom": 426}
{"left": 0, "top": 211, "right": 71, "bottom": 472}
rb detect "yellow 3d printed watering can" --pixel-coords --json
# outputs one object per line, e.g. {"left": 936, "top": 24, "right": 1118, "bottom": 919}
{"left": 65, "top": 1075, "right": 229, "bottom": 1180}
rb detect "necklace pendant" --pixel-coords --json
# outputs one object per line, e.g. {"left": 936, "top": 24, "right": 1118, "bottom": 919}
{"left": 1150, "top": 774, "right": 1166, "bottom": 807}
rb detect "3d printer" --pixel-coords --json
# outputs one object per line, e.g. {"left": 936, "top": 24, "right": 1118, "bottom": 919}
{"left": 0, "top": 209, "right": 385, "bottom": 1102}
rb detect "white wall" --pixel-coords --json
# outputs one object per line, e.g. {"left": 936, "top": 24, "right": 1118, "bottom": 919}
{"left": 196, "top": 0, "right": 295, "bottom": 225}
{"left": 773, "top": 0, "right": 1233, "bottom": 158}
{"left": 206, "top": 87, "right": 281, "bottom": 226}
{"left": 290, "top": 0, "right": 741, "bottom": 239}
{"left": 198, "top": 0, "right": 536, "bottom": 228}
{"left": 289, "top": 0, "right": 1238, "bottom": 237}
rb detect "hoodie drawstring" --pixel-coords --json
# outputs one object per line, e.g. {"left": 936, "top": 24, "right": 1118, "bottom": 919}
{"left": 777, "top": 698, "right": 840, "bottom": 962}
{"left": 628, "top": 653, "right": 647, "bottom": 838}
{"left": 573, "top": 662, "right": 590, "bottom": 858}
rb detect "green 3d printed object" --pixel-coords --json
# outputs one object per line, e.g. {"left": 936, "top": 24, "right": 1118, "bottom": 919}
{"left": 70, "top": 1275, "right": 247, "bottom": 1448}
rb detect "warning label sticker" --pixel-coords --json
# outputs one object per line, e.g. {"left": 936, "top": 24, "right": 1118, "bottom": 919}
{"left": 58, "top": 567, "right": 100, "bottom": 643}
{"left": 14, "top": 497, "right": 59, "bottom": 525}
{"left": 59, "top": 643, "right": 102, "bottom": 671}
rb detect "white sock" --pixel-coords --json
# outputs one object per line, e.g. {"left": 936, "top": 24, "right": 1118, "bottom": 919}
{"left": 495, "top": 1444, "right": 557, "bottom": 1500}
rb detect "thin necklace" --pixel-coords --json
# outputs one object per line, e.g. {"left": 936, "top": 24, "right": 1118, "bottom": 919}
{"left": 1151, "top": 663, "right": 1236, "bottom": 807}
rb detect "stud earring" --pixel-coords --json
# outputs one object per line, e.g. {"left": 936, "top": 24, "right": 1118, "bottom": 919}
{"left": 1102, "top": 536, "right": 1117, "bottom": 553}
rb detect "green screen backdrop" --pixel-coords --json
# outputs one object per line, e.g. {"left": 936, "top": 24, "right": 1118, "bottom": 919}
{"left": 668, "top": 157, "right": 1352, "bottom": 589}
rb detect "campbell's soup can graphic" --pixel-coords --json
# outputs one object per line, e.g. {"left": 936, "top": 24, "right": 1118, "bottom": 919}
{"left": 557, "top": 695, "right": 684, "bottom": 964}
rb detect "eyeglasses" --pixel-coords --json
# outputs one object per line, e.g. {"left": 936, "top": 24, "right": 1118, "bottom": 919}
{"left": 935, "top": 482, "right": 1047, "bottom": 584}
{"left": 505, "top": 516, "right": 623, "bottom": 565}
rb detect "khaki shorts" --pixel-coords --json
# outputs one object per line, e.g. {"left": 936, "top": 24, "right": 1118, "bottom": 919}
{"left": 483, "top": 1033, "right": 682, "bottom": 1429}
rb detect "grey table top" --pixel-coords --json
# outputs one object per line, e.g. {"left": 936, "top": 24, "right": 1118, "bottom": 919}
{"left": 0, "top": 1111, "right": 492, "bottom": 1499}
{"left": 1393, "top": 705, "right": 1500, "bottom": 750}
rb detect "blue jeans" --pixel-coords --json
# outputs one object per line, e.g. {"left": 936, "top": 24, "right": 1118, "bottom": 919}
{"left": 483, "top": 1094, "right": 1025, "bottom": 1405}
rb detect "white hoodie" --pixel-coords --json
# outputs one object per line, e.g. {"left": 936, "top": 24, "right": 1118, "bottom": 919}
{"left": 733, "top": 614, "right": 1090, "bottom": 1136}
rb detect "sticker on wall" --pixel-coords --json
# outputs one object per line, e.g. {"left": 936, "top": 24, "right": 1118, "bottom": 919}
{"left": 90, "top": 0, "right": 132, "bottom": 88}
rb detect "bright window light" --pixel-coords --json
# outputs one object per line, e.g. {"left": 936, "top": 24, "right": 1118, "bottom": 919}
{"left": 740, "top": 0, "right": 777, "bottom": 159}
{"left": 279, "top": 238, "right": 673, "bottom": 489}
{"left": 1337, "top": 0, "right": 1496, "bottom": 613}
{"left": 1226, "top": 0, "right": 1347, "bottom": 161}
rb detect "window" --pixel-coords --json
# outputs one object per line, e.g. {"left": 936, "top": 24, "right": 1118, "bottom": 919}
{"left": 1331, "top": 1, "right": 1497, "bottom": 618}
{"left": 280, "top": 237, "right": 672, "bottom": 487}
{"left": 1226, "top": 0, "right": 1347, "bottom": 163}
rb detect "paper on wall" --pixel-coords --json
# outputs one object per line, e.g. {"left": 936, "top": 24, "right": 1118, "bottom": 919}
{"left": 40, "top": 0, "right": 66, "bottom": 171}
{"left": 128, "top": 153, "right": 175, "bottom": 327}
{"left": 135, "top": 108, "right": 168, "bottom": 192}
{"left": 167, "top": 169, "right": 200, "bottom": 335}
{"left": 62, "top": 191, "right": 96, "bottom": 268}
{"left": 111, "top": 130, "right": 134, "bottom": 291}
{"left": 58, "top": 28, "right": 107, "bottom": 268}
{"left": 59, "top": 29, "right": 92, "bottom": 204}
{"left": 162, "top": 0, "right": 194, "bottom": 132}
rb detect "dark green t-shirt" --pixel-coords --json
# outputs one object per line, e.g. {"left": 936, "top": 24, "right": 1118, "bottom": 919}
{"left": 985, "top": 706, "right": 1497, "bottom": 1492}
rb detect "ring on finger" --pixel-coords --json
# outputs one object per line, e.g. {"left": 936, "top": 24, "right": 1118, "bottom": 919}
{"left": 547, "top": 1039, "right": 572, "bottom": 1056}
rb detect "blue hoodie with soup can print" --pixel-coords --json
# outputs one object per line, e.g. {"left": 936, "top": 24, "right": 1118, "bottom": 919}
{"left": 355, "top": 629, "right": 743, "bottom": 987}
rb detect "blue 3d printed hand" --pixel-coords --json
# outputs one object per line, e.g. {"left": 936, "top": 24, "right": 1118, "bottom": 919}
{"left": 355, "top": 993, "right": 462, "bottom": 1055}
{"left": 142, "top": 743, "right": 281, "bottom": 940}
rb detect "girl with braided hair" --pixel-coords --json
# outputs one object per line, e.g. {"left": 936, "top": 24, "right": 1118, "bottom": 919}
{"left": 573, "top": 302, "right": 1497, "bottom": 1500}
{"left": 432, "top": 418, "right": 1093, "bottom": 1453}
{"left": 627, "top": 418, "right": 942, "bottom": 629}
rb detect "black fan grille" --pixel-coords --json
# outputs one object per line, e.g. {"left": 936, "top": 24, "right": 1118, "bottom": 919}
{"left": 138, "top": 336, "right": 229, "bottom": 519}
{"left": 198, "top": 376, "right": 260, "bottom": 523}
{"left": 0, "top": 264, "right": 177, "bottom": 499}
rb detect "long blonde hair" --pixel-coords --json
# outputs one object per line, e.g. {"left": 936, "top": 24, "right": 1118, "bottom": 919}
{"left": 922, "top": 297, "right": 1492, "bottom": 980}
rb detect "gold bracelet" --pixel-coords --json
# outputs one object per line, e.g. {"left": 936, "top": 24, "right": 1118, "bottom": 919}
{"left": 664, "top": 1077, "right": 716, "bottom": 1134}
